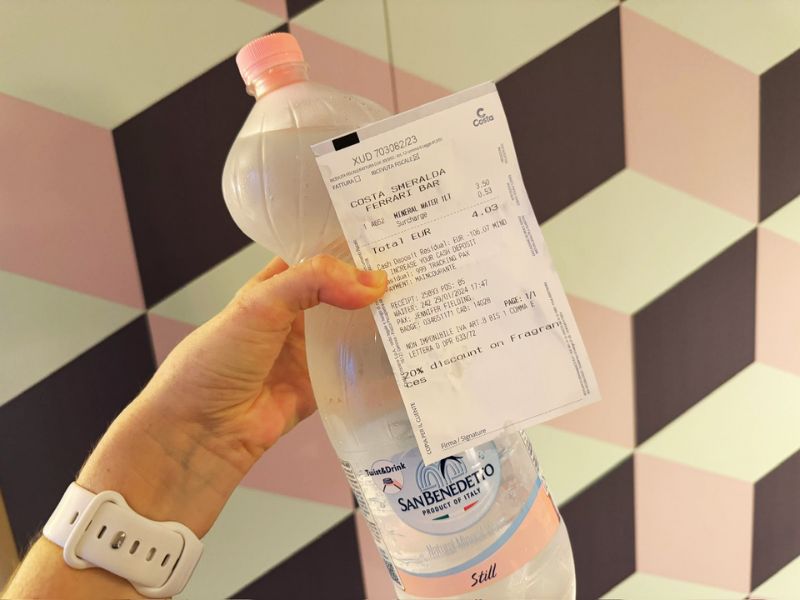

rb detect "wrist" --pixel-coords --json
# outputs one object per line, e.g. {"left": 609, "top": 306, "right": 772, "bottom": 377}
{"left": 77, "top": 396, "right": 244, "bottom": 538}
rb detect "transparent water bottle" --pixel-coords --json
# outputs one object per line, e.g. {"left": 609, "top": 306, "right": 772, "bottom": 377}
{"left": 223, "top": 33, "right": 576, "bottom": 600}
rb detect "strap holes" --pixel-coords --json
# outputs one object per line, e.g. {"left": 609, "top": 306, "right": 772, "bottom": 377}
{"left": 146, "top": 547, "right": 156, "bottom": 561}
{"left": 110, "top": 531, "right": 126, "bottom": 549}
{"left": 97, "top": 525, "right": 107, "bottom": 539}
{"left": 69, "top": 512, "right": 79, "bottom": 525}
{"left": 129, "top": 540, "right": 140, "bottom": 554}
{"left": 161, "top": 553, "right": 171, "bottom": 567}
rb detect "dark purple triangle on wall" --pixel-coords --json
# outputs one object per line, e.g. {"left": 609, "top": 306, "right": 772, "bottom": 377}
{"left": 559, "top": 457, "right": 635, "bottom": 600}
{"left": 113, "top": 23, "right": 289, "bottom": 307}
{"left": 760, "top": 47, "right": 800, "bottom": 220}
{"left": 0, "top": 317, "right": 155, "bottom": 554}
{"left": 285, "top": 0, "right": 324, "bottom": 19}
{"left": 230, "top": 514, "right": 364, "bottom": 600}
{"left": 634, "top": 231, "right": 756, "bottom": 444}
{"left": 497, "top": 8, "right": 625, "bottom": 224}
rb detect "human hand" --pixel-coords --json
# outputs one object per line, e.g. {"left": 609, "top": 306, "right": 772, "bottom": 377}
{"left": 78, "top": 255, "right": 387, "bottom": 538}
{"left": 4, "top": 254, "right": 387, "bottom": 599}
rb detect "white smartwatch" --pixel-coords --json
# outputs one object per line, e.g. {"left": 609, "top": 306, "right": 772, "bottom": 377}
{"left": 43, "top": 483, "right": 203, "bottom": 597}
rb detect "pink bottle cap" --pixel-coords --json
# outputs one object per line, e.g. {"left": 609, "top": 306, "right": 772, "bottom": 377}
{"left": 236, "top": 33, "right": 305, "bottom": 87}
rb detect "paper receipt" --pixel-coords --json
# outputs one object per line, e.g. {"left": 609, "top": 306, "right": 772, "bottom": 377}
{"left": 313, "top": 82, "right": 599, "bottom": 464}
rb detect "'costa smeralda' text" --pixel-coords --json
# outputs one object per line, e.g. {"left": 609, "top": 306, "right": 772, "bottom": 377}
{"left": 350, "top": 169, "right": 446, "bottom": 212}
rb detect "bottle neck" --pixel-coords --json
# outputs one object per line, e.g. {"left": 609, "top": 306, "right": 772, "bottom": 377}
{"left": 248, "top": 62, "right": 309, "bottom": 99}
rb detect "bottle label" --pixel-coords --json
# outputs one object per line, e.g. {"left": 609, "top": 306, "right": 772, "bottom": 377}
{"left": 368, "top": 442, "right": 501, "bottom": 536}
{"left": 346, "top": 436, "right": 561, "bottom": 597}
{"left": 397, "top": 476, "right": 559, "bottom": 598}
{"left": 313, "top": 82, "right": 600, "bottom": 465}
{"left": 342, "top": 459, "right": 406, "bottom": 589}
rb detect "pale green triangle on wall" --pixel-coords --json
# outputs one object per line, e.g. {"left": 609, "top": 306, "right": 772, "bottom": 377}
{"left": 526, "top": 425, "right": 630, "bottom": 506}
{"left": 150, "top": 244, "right": 274, "bottom": 327}
{"left": 177, "top": 486, "right": 351, "bottom": 599}
{"left": 385, "top": 0, "right": 618, "bottom": 91}
{"left": 0, "top": 270, "right": 141, "bottom": 407}
{"left": 0, "top": 0, "right": 280, "bottom": 128}
{"left": 602, "top": 571, "right": 743, "bottom": 599}
{"left": 638, "top": 362, "right": 800, "bottom": 483}
{"left": 752, "top": 554, "right": 800, "bottom": 599}
{"left": 292, "top": 0, "right": 390, "bottom": 62}
{"left": 625, "top": 0, "right": 800, "bottom": 75}
{"left": 762, "top": 195, "right": 800, "bottom": 245}
{"left": 541, "top": 170, "right": 753, "bottom": 315}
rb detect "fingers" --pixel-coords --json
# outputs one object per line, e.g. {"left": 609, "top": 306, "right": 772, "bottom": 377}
{"left": 261, "top": 254, "right": 387, "bottom": 313}
{"left": 228, "top": 254, "right": 387, "bottom": 335}
{"left": 247, "top": 256, "right": 290, "bottom": 285}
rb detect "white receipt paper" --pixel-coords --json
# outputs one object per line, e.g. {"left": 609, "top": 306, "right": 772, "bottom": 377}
{"left": 313, "top": 82, "right": 599, "bottom": 464}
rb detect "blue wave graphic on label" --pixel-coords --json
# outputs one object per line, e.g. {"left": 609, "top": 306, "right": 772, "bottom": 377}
{"left": 367, "top": 441, "right": 501, "bottom": 535}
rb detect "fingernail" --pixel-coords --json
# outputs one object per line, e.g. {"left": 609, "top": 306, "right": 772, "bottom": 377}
{"left": 356, "top": 269, "right": 387, "bottom": 288}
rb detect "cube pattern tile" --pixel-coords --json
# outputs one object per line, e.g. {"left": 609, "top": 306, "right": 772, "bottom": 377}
{"left": 243, "top": 0, "right": 288, "bottom": 20}
{"left": 621, "top": 7, "right": 760, "bottom": 222}
{"left": 752, "top": 555, "right": 800, "bottom": 599}
{"left": 0, "top": 318, "right": 156, "bottom": 555}
{"left": 385, "top": 0, "right": 618, "bottom": 93}
{"left": 497, "top": 9, "right": 625, "bottom": 223}
{"left": 625, "top": 0, "right": 800, "bottom": 75}
{"left": 760, "top": 47, "right": 800, "bottom": 219}
{"left": 603, "top": 572, "right": 743, "bottom": 599}
{"left": 757, "top": 202, "right": 800, "bottom": 377}
{"left": 2, "top": 2, "right": 799, "bottom": 598}
{"left": 0, "top": 272, "right": 141, "bottom": 407}
{"left": 177, "top": 487, "right": 352, "bottom": 599}
{"left": 0, "top": 93, "right": 144, "bottom": 308}
{"left": 560, "top": 458, "right": 636, "bottom": 600}
{"left": 633, "top": 232, "right": 756, "bottom": 443}
{"left": 0, "top": 0, "right": 278, "bottom": 128}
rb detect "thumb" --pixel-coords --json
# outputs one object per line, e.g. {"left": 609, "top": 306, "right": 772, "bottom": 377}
{"left": 268, "top": 254, "right": 388, "bottom": 312}
{"left": 192, "top": 255, "right": 386, "bottom": 384}
{"left": 229, "top": 254, "right": 388, "bottom": 337}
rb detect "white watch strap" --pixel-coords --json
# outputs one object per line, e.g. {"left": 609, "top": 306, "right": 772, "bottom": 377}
{"left": 43, "top": 483, "right": 203, "bottom": 597}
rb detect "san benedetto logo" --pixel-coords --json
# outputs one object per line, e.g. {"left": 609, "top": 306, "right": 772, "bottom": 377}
{"left": 369, "top": 442, "right": 502, "bottom": 535}
{"left": 473, "top": 107, "right": 495, "bottom": 127}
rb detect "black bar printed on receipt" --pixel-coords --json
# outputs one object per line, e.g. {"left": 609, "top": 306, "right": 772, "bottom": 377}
{"left": 333, "top": 131, "right": 361, "bottom": 150}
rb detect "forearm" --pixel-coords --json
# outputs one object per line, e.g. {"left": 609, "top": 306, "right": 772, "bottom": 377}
{"left": 2, "top": 255, "right": 385, "bottom": 599}
{"left": 4, "top": 537, "right": 149, "bottom": 599}
{"left": 3, "top": 391, "right": 245, "bottom": 599}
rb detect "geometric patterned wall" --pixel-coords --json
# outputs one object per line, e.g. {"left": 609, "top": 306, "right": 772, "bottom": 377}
{"left": 1, "top": 1, "right": 799, "bottom": 598}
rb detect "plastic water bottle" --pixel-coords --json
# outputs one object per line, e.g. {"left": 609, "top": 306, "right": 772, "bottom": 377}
{"left": 223, "top": 33, "right": 576, "bottom": 600}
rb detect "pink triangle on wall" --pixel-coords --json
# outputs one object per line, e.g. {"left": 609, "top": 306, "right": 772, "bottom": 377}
{"left": 146, "top": 313, "right": 196, "bottom": 366}
{"left": 393, "top": 66, "right": 451, "bottom": 113}
{"left": 241, "top": 412, "right": 354, "bottom": 509}
{"left": 0, "top": 93, "right": 144, "bottom": 309}
{"left": 241, "top": 0, "right": 287, "bottom": 20}
{"left": 356, "top": 511, "right": 398, "bottom": 600}
{"left": 290, "top": 24, "right": 395, "bottom": 113}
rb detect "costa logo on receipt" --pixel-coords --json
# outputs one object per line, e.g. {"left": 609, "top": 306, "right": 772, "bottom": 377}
{"left": 312, "top": 82, "right": 600, "bottom": 464}
{"left": 473, "top": 107, "right": 494, "bottom": 127}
